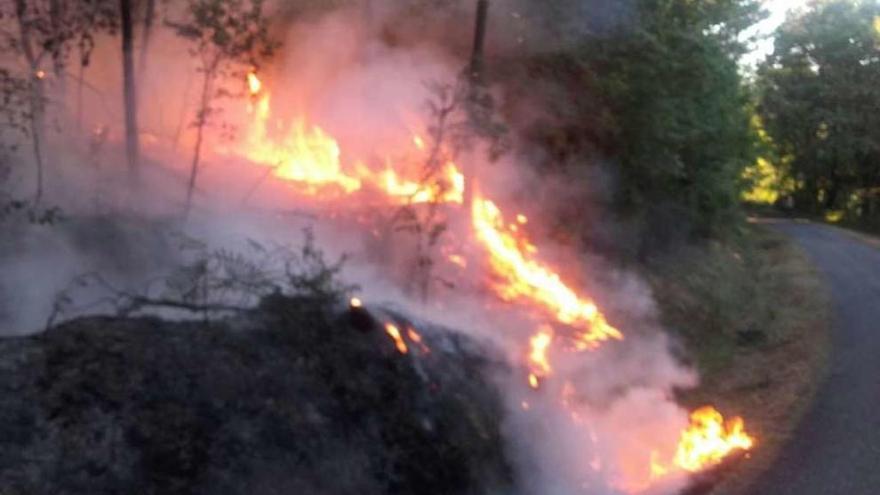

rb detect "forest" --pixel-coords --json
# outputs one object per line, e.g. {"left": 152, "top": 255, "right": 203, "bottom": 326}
{"left": 0, "top": 1, "right": 873, "bottom": 495}
{"left": 3, "top": 1, "right": 877, "bottom": 237}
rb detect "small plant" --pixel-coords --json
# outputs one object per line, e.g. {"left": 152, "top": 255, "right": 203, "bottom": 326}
{"left": 48, "top": 228, "right": 356, "bottom": 327}
{"left": 389, "top": 83, "right": 464, "bottom": 302}
{"left": 171, "top": 0, "right": 278, "bottom": 216}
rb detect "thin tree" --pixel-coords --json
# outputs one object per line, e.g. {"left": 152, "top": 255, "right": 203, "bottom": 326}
{"left": 137, "top": 0, "right": 156, "bottom": 78}
{"left": 11, "top": 0, "right": 50, "bottom": 205}
{"left": 5, "top": 0, "right": 117, "bottom": 205}
{"left": 461, "top": 0, "right": 506, "bottom": 207}
{"left": 120, "top": 0, "right": 140, "bottom": 184}
{"left": 172, "top": 0, "right": 277, "bottom": 216}
{"left": 468, "top": 0, "right": 489, "bottom": 82}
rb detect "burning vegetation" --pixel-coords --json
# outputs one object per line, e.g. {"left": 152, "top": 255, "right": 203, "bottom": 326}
{"left": 225, "top": 68, "right": 755, "bottom": 490}
{"left": 0, "top": 1, "right": 764, "bottom": 494}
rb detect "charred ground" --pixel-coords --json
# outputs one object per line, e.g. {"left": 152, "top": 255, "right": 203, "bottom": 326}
{"left": 0, "top": 294, "right": 513, "bottom": 495}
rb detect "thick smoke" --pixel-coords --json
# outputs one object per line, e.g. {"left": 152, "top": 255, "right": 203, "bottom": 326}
{"left": 0, "top": 2, "right": 699, "bottom": 494}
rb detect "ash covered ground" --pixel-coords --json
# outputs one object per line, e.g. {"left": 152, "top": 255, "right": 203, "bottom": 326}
{"left": 0, "top": 293, "right": 513, "bottom": 495}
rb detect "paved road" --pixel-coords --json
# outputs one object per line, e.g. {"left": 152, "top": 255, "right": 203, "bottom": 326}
{"left": 749, "top": 220, "right": 880, "bottom": 494}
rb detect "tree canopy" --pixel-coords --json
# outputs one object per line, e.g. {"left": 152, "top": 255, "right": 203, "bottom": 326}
{"left": 756, "top": 0, "right": 880, "bottom": 223}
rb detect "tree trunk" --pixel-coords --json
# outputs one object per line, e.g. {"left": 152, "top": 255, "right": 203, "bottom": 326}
{"left": 49, "top": 0, "right": 66, "bottom": 97}
{"left": 14, "top": 0, "right": 47, "bottom": 205}
{"left": 76, "top": 55, "right": 85, "bottom": 128}
{"left": 28, "top": 84, "right": 46, "bottom": 206}
{"left": 185, "top": 71, "right": 213, "bottom": 216}
{"left": 468, "top": 0, "right": 489, "bottom": 81}
{"left": 137, "top": 0, "right": 156, "bottom": 79}
{"left": 120, "top": 0, "right": 140, "bottom": 184}
{"left": 461, "top": 0, "right": 490, "bottom": 210}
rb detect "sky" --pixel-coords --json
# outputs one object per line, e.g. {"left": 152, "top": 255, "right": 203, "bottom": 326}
{"left": 741, "top": 0, "right": 813, "bottom": 67}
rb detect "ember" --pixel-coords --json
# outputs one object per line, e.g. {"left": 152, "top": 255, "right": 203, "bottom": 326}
{"left": 384, "top": 323, "right": 408, "bottom": 354}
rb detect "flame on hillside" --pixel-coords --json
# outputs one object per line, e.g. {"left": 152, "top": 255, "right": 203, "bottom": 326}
{"left": 241, "top": 73, "right": 463, "bottom": 204}
{"left": 237, "top": 72, "right": 753, "bottom": 492}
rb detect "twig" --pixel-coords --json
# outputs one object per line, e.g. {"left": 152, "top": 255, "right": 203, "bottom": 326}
{"left": 120, "top": 295, "right": 249, "bottom": 315}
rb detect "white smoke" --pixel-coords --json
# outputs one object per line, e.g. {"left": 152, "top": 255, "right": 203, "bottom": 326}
{"left": 0, "top": 3, "right": 702, "bottom": 494}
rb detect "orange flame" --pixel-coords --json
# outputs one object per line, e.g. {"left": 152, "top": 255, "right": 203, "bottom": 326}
{"left": 528, "top": 325, "right": 553, "bottom": 384}
{"left": 407, "top": 327, "right": 431, "bottom": 354}
{"left": 235, "top": 85, "right": 755, "bottom": 489}
{"left": 380, "top": 162, "right": 464, "bottom": 204}
{"left": 241, "top": 89, "right": 463, "bottom": 203}
{"left": 448, "top": 254, "right": 467, "bottom": 268}
{"left": 244, "top": 98, "right": 362, "bottom": 194}
{"left": 384, "top": 323, "right": 409, "bottom": 354}
{"left": 247, "top": 71, "right": 262, "bottom": 96}
{"left": 650, "top": 450, "right": 669, "bottom": 478}
{"left": 673, "top": 406, "right": 754, "bottom": 472}
{"left": 471, "top": 196, "right": 624, "bottom": 347}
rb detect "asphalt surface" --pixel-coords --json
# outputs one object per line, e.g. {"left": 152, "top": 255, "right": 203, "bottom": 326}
{"left": 748, "top": 220, "right": 880, "bottom": 494}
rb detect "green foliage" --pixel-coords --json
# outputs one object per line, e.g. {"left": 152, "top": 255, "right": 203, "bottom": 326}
{"left": 174, "top": 0, "right": 277, "bottom": 83}
{"left": 173, "top": 0, "right": 279, "bottom": 214}
{"left": 510, "top": 0, "right": 762, "bottom": 247}
{"left": 0, "top": 0, "right": 118, "bottom": 73}
{"left": 757, "top": 0, "right": 880, "bottom": 222}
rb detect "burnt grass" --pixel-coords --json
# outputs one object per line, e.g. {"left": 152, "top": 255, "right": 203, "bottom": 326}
{"left": 0, "top": 294, "right": 513, "bottom": 495}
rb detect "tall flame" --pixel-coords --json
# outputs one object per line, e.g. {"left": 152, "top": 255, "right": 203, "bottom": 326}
{"left": 673, "top": 406, "right": 754, "bottom": 472}
{"left": 471, "top": 196, "right": 624, "bottom": 347}
{"left": 234, "top": 75, "right": 754, "bottom": 490}
{"left": 384, "top": 323, "right": 409, "bottom": 354}
{"left": 247, "top": 71, "right": 262, "bottom": 95}
{"left": 528, "top": 326, "right": 553, "bottom": 374}
{"left": 240, "top": 78, "right": 463, "bottom": 203}
{"left": 244, "top": 95, "right": 362, "bottom": 194}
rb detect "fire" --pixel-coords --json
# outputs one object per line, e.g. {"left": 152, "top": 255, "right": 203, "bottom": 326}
{"left": 650, "top": 450, "right": 669, "bottom": 478}
{"left": 528, "top": 325, "right": 553, "bottom": 379}
{"left": 471, "top": 196, "right": 624, "bottom": 347}
{"left": 673, "top": 406, "right": 754, "bottom": 472}
{"left": 232, "top": 79, "right": 754, "bottom": 490}
{"left": 247, "top": 70, "right": 262, "bottom": 95}
{"left": 380, "top": 161, "right": 464, "bottom": 204}
{"left": 407, "top": 327, "right": 431, "bottom": 354}
{"left": 384, "top": 323, "right": 409, "bottom": 354}
{"left": 244, "top": 97, "right": 362, "bottom": 194}
{"left": 240, "top": 85, "right": 464, "bottom": 203}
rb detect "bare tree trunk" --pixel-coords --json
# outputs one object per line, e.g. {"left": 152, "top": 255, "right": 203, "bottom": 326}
{"left": 28, "top": 87, "right": 46, "bottom": 206}
{"left": 185, "top": 71, "right": 212, "bottom": 216}
{"left": 137, "top": 0, "right": 155, "bottom": 80}
{"left": 468, "top": 0, "right": 489, "bottom": 81}
{"left": 461, "top": 0, "right": 491, "bottom": 210}
{"left": 76, "top": 55, "right": 85, "bottom": 128}
{"left": 14, "top": 0, "right": 47, "bottom": 205}
{"left": 49, "top": 0, "right": 66, "bottom": 97}
{"left": 120, "top": 0, "right": 140, "bottom": 184}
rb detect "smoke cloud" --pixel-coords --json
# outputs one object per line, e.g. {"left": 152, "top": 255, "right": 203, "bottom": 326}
{"left": 0, "top": 2, "right": 703, "bottom": 494}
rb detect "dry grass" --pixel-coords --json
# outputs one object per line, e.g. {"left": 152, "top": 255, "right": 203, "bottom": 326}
{"left": 648, "top": 225, "right": 832, "bottom": 495}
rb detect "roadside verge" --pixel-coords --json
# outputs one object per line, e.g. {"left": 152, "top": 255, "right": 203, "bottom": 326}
{"left": 646, "top": 223, "right": 832, "bottom": 494}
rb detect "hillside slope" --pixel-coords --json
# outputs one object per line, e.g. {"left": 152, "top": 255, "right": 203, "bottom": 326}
{"left": 0, "top": 295, "right": 512, "bottom": 495}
